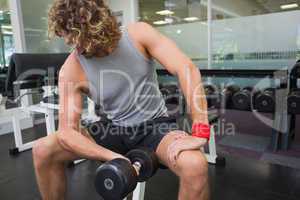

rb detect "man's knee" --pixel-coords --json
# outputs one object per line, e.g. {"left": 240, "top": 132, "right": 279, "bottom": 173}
{"left": 32, "top": 136, "right": 56, "bottom": 168}
{"left": 177, "top": 151, "right": 208, "bottom": 181}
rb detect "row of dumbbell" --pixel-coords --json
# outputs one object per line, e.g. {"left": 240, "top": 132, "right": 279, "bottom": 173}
{"left": 159, "top": 83, "right": 300, "bottom": 114}
{"left": 159, "top": 84, "right": 181, "bottom": 105}
{"left": 159, "top": 84, "right": 275, "bottom": 112}
{"left": 205, "top": 84, "right": 300, "bottom": 114}
{"left": 159, "top": 84, "right": 276, "bottom": 113}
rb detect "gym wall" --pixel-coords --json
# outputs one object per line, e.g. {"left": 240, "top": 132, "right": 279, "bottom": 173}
{"left": 157, "top": 10, "right": 300, "bottom": 70}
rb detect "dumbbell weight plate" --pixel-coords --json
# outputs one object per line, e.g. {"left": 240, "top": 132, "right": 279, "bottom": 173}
{"left": 204, "top": 85, "right": 216, "bottom": 95}
{"left": 232, "top": 87, "right": 253, "bottom": 110}
{"left": 221, "top": 85, "right": 240, "bottom": 108}
{"left": 204, "top": 84, "right": 220, "bottom": 108}
{"left": 254, "top": 88, "right": 275, "bottom": 113}
{"left": 224, "top": 85, "right": 240, "bottom": 96}
{"left": 160, "top": 85, "right": 178, "bottom": 96}
{"left": 160, "top": 85, "right": 179, "bottom": 105}
{"left": 95, "top": 159, "right": 137, "bottom": 200}
{"left": 288, "top": 91, "right": 300, "bottom": 114}
{"left": 126, "top": 148, "right": 159, "bottom": 182}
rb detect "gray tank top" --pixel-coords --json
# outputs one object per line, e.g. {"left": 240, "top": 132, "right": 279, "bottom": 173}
{"left": 77, "top": 28, "right": 168, "bottom": 126}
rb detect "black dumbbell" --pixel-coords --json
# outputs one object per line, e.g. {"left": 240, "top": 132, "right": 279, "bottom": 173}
{"left": 95, "top": 148, "right": 159, "bottom": 200}
{"left": 221, "top": 85, "right": 240, "bottom": 109}
{"left": 232, "top": 87, "right": 254, "bottom": 111}
{"left": 254, "top": 88, "right": 275, "bottom": 113}
{"left": 204, "top": 84, "right": 220, "bottom": 108}
{"left": 290, "top": 61, "right": 300, "bottom": 89}
{"left": 160, "top": 84, "right": 179, "bottom": 104}
{"left": 288, "top": 89, "right": 300, "bottom": 114}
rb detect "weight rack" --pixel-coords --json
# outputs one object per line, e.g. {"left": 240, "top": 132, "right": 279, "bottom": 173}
{"left": 157, "top": 68, "right": 291, "bottom": 151}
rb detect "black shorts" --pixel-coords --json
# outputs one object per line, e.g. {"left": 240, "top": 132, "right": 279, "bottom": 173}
{"left": 85, "top": 117, "right": 179, "bottom": 155}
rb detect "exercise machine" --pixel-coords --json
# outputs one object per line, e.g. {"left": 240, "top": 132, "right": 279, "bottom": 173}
{"left": 5, "top": 53, "right": 68, "bottom": 155}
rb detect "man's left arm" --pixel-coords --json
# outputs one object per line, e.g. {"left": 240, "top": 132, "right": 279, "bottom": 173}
{"left": 134, "top": 23, "right": 209, "bottom": 164}
{"left": 135, "top": 23, "right": 209, "bottom": 128}
{"left": 133, "top": 23, "right": 209, "bottom": 158}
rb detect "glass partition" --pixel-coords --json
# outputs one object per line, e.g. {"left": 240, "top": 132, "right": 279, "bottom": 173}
{"left": 139, "top": 0, "right": 300, "bottom": 71}
{"left": 0, "top": 0, "right": 13, "bottom": 68}
{"left": 20, "top": 0, "right": 69, "bottom": 53}
{"left": 139, "top": 0, "right": 209, "bottom": 68}
{"left": 211, "top": 0, "right": 300, "bottom": 70}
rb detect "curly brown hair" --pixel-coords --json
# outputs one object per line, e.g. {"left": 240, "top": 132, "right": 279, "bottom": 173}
{"left": 48, "top": 0, "right": 121, "bottom": 58}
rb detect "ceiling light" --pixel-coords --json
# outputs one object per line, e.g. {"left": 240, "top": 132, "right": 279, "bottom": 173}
{"left": 184, "top": 17, "right": 199, "bottom": 22}
{"left": 153, "top": 20, "right": 168, "bottom": 25}
{"left": 3, "top": 31, "right": 13, "bottom": 35}
{"left": 156, "top": 10, "right": 174, "bottom": 15}
{"left": 280, "top": 3, "right": 298, "bottom": 10}
{"left": 153, "top": 20, "right": 169, "bottom": 25}
{"left": 1, "top": 25, "right": 12, "bottom": 29}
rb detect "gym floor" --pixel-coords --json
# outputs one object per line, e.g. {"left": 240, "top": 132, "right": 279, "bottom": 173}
{"left": 216, "top": 110, "right": 300, "bottom": 170}
{"left": 0, "top": 112, "right": 300, "bottom": 200}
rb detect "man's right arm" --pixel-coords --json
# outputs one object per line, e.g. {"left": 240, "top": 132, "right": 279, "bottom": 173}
{"left": 56, "top": 53, "right": 123, "bottom": 161}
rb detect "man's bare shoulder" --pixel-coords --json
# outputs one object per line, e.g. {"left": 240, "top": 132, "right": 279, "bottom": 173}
{"left": 127, "top": 22, "right": 153, "bottom": 31}
{"left": 59, "top": 51, "right": 86, "bottom": 82}
{"left": 127, "top": 22, "right": 159, "bottom": 44}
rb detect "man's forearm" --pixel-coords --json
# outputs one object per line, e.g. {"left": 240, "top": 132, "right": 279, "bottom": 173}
{"left": 57, "top": 129, "right": 120, "bottom": 161}
{"left": 178, "top": 64, "right": 209, "bottom": 125}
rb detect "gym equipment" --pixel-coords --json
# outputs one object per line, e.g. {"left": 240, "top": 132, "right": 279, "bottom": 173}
{"left": 160, "top": 84, "right": 179, "bottom": 104}
{"left": 5, "top": 53, "right": 97, "bottom": 158}
{"left": 204, "top": 84, "right": 220, "bottom": 108}
{"left": 95, "top": 148, "right": 159, "bottom": 200}
{"left": 0, "top": 73, "right": 6, "bottom": 94}
{"left": 158, "top": 68, "right": 292, "bottom": 151}
{"left": 13, "top": 88, "right": 44, "bottom": 104}
{"left": 42, "top": 92, "right": 59, "bottom": 105}
{"left": 289, "top": 61, "right": 300, "bottom": 115}
{"left": 288, "top": 89, "right": 300, "bottom": 114}
{"left": 232, "top": 87, "right": 254, "bottom": 111}
{"left": 0, "top": 94, "right": 6, "bottom": 111}
{"left": 254, "top": 88, "right": 276, "bottom": 113}
{"left": 290, "top": 60, "right": 300, "bottom": 90}
{"left": 5, "top": 53, "right": 68, "bottom": 97}
{"left": 5, "top": 54, "right": 67, "bottom": 155}
{"left": 221, "top": 85, "right": 240, "bottom": 109}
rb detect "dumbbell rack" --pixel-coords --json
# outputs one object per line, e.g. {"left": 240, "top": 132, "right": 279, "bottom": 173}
{"left": 284, "top": 61, "right": 300, "bottom": 150}
{"left": 157, "top": 68, "right": 290, "bottom": 152}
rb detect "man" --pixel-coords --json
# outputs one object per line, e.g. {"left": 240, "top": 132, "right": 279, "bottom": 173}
{"left": 33, "top": 0, "right": 210, "bottom": 199}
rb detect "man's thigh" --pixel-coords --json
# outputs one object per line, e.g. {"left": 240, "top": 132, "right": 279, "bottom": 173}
{"left": 130, "top": 118, "right": 180, "bottom": 153}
